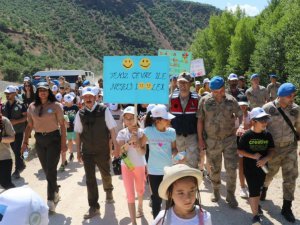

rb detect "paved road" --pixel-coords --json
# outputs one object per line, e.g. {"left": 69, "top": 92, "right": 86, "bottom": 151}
{"left": 1, "top": 144, "right": 300, "bottom": 225}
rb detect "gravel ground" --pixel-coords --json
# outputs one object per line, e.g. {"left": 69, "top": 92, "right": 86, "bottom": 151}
{"left": 0, "top": 140, "right": 299, "bottom": 225}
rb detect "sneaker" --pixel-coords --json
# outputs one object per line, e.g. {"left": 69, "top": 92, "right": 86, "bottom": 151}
{"left": 48, "top": 200, "right": 56, "bottom": 213}
{"left": 59, "top": 164, "right": 65, "bottom": 172}
{"left": 12, "top": 170, "right": 20, "bottom": 179}
{"left": 69, "top": 153, "right": 74, "bottom": 162}
{"left": 83, "top": 207, "right": 100, "bottom": 219}
{"left": 19, "top": 164, "right": 26, "bottom": 173}
{"left": 258, "top": 205, "right": 263, "bottom": 216}
{"left": 240, "top": 187, "right": 249, "bottom": 199}
{"left": 252, "top": 215, "right": 262, "bottom": 225}
{"left": 226, "top": 193, "right": 238, "bottom": 208}
{"left": 106, "top": 191, "right": 114, "bottom": 203}
{"left": 211, "top": 189, "right": 220, "bottom": 202}
{"left": 64, "top": 160, "right": 68, "bottom": 166}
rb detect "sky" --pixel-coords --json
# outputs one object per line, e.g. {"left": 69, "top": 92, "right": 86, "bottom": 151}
{"left": 188, "top": 0, "right": 269, "bottom": 16}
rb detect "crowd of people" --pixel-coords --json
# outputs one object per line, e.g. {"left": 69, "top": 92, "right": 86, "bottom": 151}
{"left": 0, "top": 72, "right": 299, "bottom": 225}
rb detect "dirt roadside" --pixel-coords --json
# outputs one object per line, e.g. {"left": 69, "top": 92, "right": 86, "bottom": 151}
{"left": 0, "top": 143, "right": 299, "bottom": 225}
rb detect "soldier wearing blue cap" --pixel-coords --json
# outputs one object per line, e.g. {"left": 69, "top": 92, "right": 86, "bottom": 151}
{"left": 266, "top": 74, "right": 281, "bottom": 101}
{"left": 261, "top": 83, "right": 300, "bottom": 222}
{"left": 245, "top": 74, "right": 269, "bottom": 109}
{"left": 197, "top": 76, "right": 242, "bottom": 208}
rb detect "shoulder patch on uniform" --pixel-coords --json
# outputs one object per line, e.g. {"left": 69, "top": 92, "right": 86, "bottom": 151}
{"left": 290, "top": 109, "right": 298, "bottom": 117}
{"left": 269, "top": 107, "right": 276, "bottom": 114}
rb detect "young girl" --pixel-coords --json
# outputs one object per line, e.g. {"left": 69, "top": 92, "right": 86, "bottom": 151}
{"left": 238, "top": 107, "right": 274, "bottom": 225}
{"left": 153, "top": 164, "right": 212, "bottom": 225}
{"left": 116, "top": 106, "right": 146, "bottom": 225}
{"left": 236, "top": 96, "right": 251, "bottom": 199}
{"left": 141, "top": 104, "right": 177, "bottom": 218}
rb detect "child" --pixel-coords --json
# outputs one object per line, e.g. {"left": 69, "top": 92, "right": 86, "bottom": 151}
{"left": 141, "top": 104, "right": 177, "bottom": 218}
{"left": 236, "top": 95, "right": 251, "bottom": 199}
{"left": 153, "top": 164, "right": 212, "bottom": 225}
{"left": 238, "top": 107, "right": 274, "bottom": 225}
{"left": 116, "top": 106, "right": 146, "bottom": 225}
{"left": 59, "top": 94, "right": 79, "bottom": 171}
{"left": 109, "top": 104, "right": 123, "bottom": 155}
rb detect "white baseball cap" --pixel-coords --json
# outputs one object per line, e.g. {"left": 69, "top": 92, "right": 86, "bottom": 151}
{"left": 55, "top": 93, "right": 62, "bottom": 102}
{"left": 228, "top": 73, "right": 238, "bottom": 81}
{"left": 0, "top": 186, "right": 49, "bottom": 225}
{"left": 82, "top": 86, "right": 95, "bottom": 96}
{"left": 146, "top": 104, "right": 156, "bottom": 113}
{"left": 51, "top": 85, "right": 58, "bottom": 92}
{"left": 4, "top": 85, "right": 17, "bottom": 94}
{"left": 203, "top": 78, "right": 210, "bottom": 84}
{"left": 151, "top": 104, "right": 175, "bottom": 120}
{"left": 250, "top": 107, "right": 270, "bottom": 120}
{"left": 123, "top": 106, "right": 135, "bottom": 115}
{"left": 64, "top": 94, "right": 74, "bottom": 103}
{"left": 23, "top": 76, "right": 30, "bottom": 82}
{"left": 195, "top": 81, "right": 201, "bottom": 85}
{"left": 108, "top": 103, "right": 118, "bottom": 111}
{"left": 92, "top": 86, "right": 100, "bottom": 96}
{"left": 69, "top": 92, "right": 76, "bottom": 98}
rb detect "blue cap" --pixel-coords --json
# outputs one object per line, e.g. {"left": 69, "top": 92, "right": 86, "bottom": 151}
{"left": 277, "top": 83, "right": 296, "bottom": 97}
{"left": 269, "top": 74, "right": 277, "bottom": 78}
{"left": 250, "top": 74, "right": 259, "bottom": 80}
{"left": 52, "top": 79, "right": 59, "bottom": 86}
{"left": 82, "top": 80, "right": 90, "bottom": 86}
{"left": 209, "top": 76, "right": 224, "bottom": 90}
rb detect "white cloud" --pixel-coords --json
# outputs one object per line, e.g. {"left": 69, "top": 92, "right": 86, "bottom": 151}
{"left": 227, "top": 3, "right": 260, "bottom": 16}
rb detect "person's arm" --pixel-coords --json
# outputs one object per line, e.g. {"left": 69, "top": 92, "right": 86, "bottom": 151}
{"left": 1, "top": 119, "right": 15, "bottom": 144}
{"left": 110, "top": 128, "right": 120, "bottom": 157}
{"left": 21, "top": 112, "right": 33, "bottom": 154}
{"left": 197, "top": 117, "right": 206, "bottom": 150}
{"left": 171, "top": 140, "right": 178, "bottom": 156}
{"left": 256, "top": 147, "right": 274, "bottom": 167}
{"left": 10, "top": 112, "right": 27, "bottom": 125}
{"left": 76, "top": 132, "right": 82, "bottom": 163}
{"left": 58, "top": 119, "right": 67, "bottom": 153}
{"left": 237, "top": 149, "right": 261, "bottom": 160}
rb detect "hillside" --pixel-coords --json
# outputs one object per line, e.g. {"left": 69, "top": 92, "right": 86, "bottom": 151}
{"left": 0, "top": 0, "right": 219, "bottom": 81}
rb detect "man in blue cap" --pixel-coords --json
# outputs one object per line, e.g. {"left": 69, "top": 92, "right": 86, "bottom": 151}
{"left": 262, "top": 83, "right": 299, "bottom": 222}
{"left": 245, "top": 74, "right": 269, "bottom": 109}
{"left": 267, "top": 74, "right": 281, "bottom": 101}
{"left": 197, "top": 76, "right": 242, "bottom": 208}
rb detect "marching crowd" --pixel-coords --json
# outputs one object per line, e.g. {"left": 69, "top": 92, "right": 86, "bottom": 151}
{"left": 0, "top": 72, "right": 299, "bottom": 225}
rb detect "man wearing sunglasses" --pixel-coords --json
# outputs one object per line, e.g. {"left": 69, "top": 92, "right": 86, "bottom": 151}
{"left": 2, "top": 85, "right": 27, "bottom": 179}
{"left": 261, "top": 83, "right": 300, "bottom": 223}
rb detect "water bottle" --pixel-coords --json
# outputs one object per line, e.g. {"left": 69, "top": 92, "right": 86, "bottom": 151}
{"left": 23, "top": 149, "right": 29, "bottom": 160}
{"left": 173, "top": 151, "right": 186, "bottom": 164}
{"left": 121, "top": 152, "right": 135, "bottom": 171}
{"left": 261, "top": 165, "right": 269, "bottom": 174}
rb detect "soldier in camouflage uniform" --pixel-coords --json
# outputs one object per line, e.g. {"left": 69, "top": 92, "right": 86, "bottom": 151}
{"left": 197, "top": 76, "right": 242, "bottom": 208}
{"left": 245, "top": 74, "right": 269, "bottom": 109}
{"left": 266, "top": 74, "right": 281, "bottom": 101}
{"left": 261, "top": 83, "right": 299, "bottom": 223}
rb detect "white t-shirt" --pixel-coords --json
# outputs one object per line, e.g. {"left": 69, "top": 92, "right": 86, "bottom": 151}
{"left": 152, "top": 206, "right": 212, "bottom": 225}
{"left": 74, "top": 104, "right": 117, "bottom": 133}
{"left": 116, "top": 128, "right": 146, "bottom": 167}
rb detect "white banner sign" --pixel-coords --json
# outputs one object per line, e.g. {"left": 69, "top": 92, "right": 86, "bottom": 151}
{"left": 190, "top": 58, "right": 206, "bottom": 77}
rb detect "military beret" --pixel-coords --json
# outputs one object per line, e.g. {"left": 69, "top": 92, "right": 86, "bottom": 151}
{"left": 209, "top": 76, "right": 224, "bottom": 90}
{"left": 250, "top": 73, "right": 259, "bottom": 80}
{"left": 277, "top": 83, "right": 296, "bottom": 97}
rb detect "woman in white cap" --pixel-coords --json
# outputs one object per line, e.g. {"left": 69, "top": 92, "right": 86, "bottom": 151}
{"left": 237, "top": 107, "right": 274, "bottom": 225}
{"left": 152, "top": 164, "right": 212, "bottom": 225}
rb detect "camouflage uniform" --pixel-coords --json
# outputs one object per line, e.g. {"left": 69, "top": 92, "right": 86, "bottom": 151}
{"left": 245, "top": 85, "right": 269, "bottom": 109}
{"left": 263, "top": 100, "right": 300, "bottom": 201}
{"left": 266, "top": 82, "right": 281, "bottom": 101}
{"left": 197, "top": 93, "right": 242, "bottom": 194}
